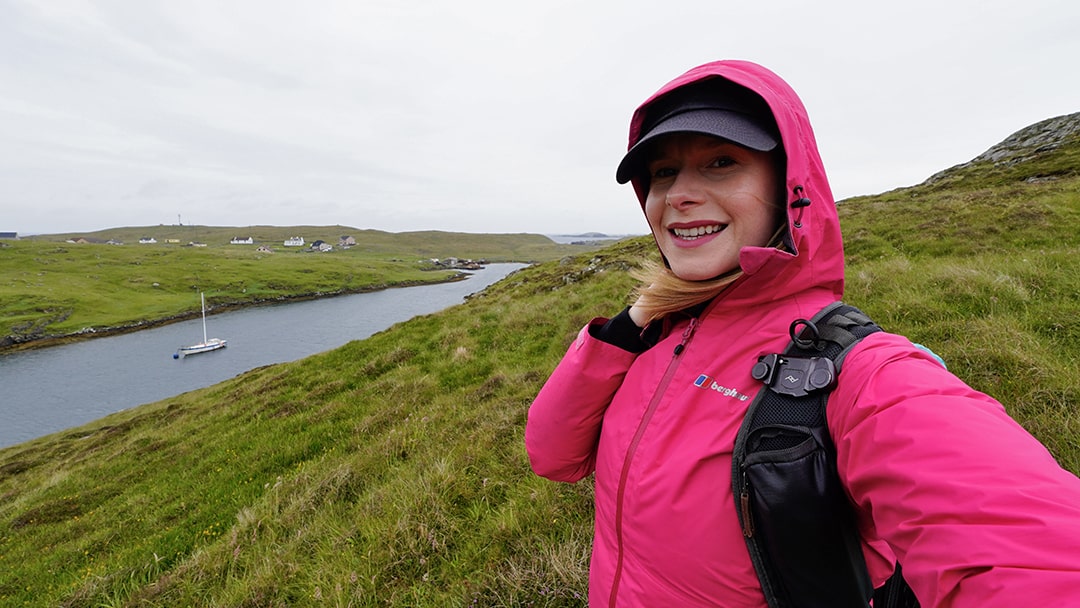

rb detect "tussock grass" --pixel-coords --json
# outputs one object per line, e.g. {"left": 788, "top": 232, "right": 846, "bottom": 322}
{"left": 0, "top": 251, "right": 631, "bottom": 606}
{"left": 1, "top": 139, "right": 1078, "bottom": 605}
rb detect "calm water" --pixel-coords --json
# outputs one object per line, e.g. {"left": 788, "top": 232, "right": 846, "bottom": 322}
{"left": 0, "top": 263, "right": 526, "bottom": 449}
{"left": 545, "top": 234, "right": 640, "bottom": 244}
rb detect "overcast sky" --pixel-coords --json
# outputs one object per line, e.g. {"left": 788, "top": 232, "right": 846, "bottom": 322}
{"left": 2, "top": 1, "right": 1077, "bottom": 237}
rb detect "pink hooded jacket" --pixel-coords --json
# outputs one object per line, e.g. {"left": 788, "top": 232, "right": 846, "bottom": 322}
{"left": 525, "top": 60, "right": 1080, "bottom": 607}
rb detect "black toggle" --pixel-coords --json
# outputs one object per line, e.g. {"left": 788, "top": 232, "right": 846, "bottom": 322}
{"left": 791, "top": 186, "right": 811, "bottom": 228}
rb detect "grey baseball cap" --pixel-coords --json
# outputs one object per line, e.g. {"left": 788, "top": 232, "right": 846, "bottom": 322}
{"left": 615, "top": 78, "right": 780, "bottom": 184}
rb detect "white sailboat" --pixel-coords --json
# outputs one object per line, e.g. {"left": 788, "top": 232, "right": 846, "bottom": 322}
{"left": 173, "top": 292, "right": 227, "bottom": 358}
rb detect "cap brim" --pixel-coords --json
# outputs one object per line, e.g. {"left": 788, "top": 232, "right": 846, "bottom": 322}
{"left": 615, "top": 109, "right": 779, "bottom": 184}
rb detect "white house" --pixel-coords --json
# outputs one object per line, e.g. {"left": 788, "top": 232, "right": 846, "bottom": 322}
{"left": 284, "top": 236, "right": 305, "bottom": 247}
{"left": 138, "top": 237, "right": 157, "bottom": 244}
{"left": 230, "top": 236, "right": 254, "bottom": 245}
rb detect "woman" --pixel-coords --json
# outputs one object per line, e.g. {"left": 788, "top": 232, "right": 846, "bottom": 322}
{"left": 525, "top": 60, "right": 1080, "bottom": 607}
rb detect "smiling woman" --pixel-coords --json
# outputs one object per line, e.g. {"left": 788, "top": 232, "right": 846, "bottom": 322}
{"left": 525, "top": 59, "right": 1080, "bottom": 608}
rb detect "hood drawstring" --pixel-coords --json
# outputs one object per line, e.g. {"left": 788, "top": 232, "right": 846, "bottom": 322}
{"left": 791, "top": 185, "right": 811, "bottom": 229}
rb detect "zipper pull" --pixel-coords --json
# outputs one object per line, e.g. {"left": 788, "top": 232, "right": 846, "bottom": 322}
{"left": 673, "top": 317, "right": 699, "bottom": 356}
{"left": 740, "top": 471, "right": 755, "bottom": 537}
{"left": 740, "top": 491, "right": 755, "bottom": 537}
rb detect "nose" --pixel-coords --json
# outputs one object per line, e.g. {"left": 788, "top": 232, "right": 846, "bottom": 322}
{"left": 665, "top": 170, "right": 704, "bottom": 210}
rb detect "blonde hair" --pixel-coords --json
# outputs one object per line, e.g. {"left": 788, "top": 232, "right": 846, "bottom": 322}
{"left": 631, "top": 225, "right": 788, "bottom": 325}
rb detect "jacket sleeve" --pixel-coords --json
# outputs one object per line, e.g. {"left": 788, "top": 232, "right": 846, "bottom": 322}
{"left": 525, "top": 319, "right": 639, "bottom": 483}
{"left": 829, "top": 334, "right": 1080, "bottom": 607}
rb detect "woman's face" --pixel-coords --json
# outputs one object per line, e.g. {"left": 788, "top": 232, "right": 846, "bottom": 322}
{"left": 644, "top": 133, "right": 783, "bottom": 282}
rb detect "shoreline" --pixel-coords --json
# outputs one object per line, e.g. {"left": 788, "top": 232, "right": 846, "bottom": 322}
{"left": 1, "top": 272, "right": 471, "bottom": 354}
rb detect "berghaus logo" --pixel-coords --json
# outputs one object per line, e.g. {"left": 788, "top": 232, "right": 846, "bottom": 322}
{"left": 694, "top": 374, "right": 750, "bottom": 401}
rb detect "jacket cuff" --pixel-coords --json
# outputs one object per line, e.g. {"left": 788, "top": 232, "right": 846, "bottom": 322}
{"left": 589, "top": 307, "right": 655, "bottom": 353}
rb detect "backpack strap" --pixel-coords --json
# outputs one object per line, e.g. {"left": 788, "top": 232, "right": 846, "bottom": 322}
{"left": 732, "top": 302, "right": 916, "bottom": 608}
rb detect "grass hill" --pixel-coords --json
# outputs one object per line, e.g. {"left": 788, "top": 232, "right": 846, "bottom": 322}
{"left": 1, "top": 114, "right": 1078, "bottom": 606}
{"left": 2, "top": 229, "right": 592, "bottom": 350}
{"left": 28, "top": 226, "right": 579, "bottom": 262}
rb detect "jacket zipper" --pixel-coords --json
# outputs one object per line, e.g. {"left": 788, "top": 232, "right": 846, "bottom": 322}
{"left": 608, "top": 318, "right": 699, "bottom": 608}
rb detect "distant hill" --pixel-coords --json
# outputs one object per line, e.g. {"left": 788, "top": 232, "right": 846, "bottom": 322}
{"left": 29, "top": 225, "right": 582, "bottom": 260}
{"left": 2, "top": 113, "right": 1078, "bottom": 606}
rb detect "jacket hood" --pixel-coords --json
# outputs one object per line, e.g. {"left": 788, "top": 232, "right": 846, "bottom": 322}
{"left": 624, "top": 60, "right": 845, "bottom": 305}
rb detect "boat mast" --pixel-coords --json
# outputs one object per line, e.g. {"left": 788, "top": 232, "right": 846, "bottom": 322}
{"left": 201, "top": 292, "right": 208, "bottom": 344}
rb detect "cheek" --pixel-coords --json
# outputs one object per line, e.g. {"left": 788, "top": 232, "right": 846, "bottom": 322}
{"left": 742, "top": 202, "right": 780, "bottom": 245}
{"left": 643, "top": 195, "right": 665, "bottom": 232}
{"left": 742, "top": 174, "right": 784, "bottom": 238}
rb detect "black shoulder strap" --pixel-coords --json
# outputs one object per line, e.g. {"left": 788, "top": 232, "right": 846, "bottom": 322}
{"left": 731, "top": 302, "right": 917, "bottom": 608}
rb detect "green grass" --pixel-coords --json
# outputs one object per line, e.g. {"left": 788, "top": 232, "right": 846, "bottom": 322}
{"left": 1, "top": 228, "right": 595, "bottom": 348}
{"left": 0, "top": 134, "right": 1078, "bottom": 605}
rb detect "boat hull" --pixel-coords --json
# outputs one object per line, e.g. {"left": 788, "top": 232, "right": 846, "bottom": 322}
{"left": 175, "top": 338, "right": 227, "bottom": 358}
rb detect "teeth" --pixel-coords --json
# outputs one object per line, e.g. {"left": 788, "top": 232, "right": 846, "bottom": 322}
{"left": 672, "top": 224, "right": 723, "bottom": 239}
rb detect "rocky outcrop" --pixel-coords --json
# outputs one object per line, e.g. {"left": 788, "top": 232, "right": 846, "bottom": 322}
{"left": 925, "top": 112, "right": 1080, "bottom": 184}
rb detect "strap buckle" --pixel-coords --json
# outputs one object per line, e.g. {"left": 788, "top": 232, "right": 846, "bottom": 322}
{"left": 751, "top": 353, "right": 837, "bottom": 398}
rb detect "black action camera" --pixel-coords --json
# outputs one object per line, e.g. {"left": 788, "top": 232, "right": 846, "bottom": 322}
{"left": 751, "top": 353, "right": 837, "bottom": 398}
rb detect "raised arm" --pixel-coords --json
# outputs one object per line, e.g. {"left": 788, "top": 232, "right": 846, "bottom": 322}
{"left": 526, "top": 317, "right": 641, "bottom": 483}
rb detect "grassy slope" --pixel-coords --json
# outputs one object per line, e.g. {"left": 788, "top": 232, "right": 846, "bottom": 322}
{"left": 1, "top": 229, "right": 590, "bottom": 348}
{"left": 1, "top": 136, "right": 1078, "bottom": 605}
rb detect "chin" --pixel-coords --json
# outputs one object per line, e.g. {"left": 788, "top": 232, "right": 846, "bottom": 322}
{"left": 667, "top": 261, "right": 739, "bottom": 282}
